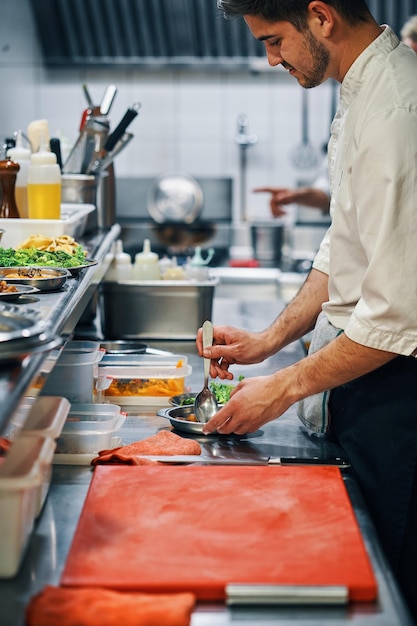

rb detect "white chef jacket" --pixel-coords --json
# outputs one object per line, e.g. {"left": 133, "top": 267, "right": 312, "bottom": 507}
{"left": 313, "top": 26, "right": 417, "bottom": 357}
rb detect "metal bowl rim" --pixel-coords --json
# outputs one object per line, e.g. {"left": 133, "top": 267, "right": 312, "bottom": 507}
{"left": 0, "top": 266, "right": 71, "bottom": 279}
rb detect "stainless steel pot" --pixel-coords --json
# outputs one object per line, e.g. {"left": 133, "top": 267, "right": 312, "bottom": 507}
{"left": 251, "top": 222, "right": 284, "bottom": 266}
{"left": 61, "top": 167, "right": 115, "bottom": 232}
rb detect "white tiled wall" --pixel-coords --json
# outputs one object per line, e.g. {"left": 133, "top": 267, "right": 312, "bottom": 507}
{"left": 0, "top": 0, "right": 334, "bottom": 222}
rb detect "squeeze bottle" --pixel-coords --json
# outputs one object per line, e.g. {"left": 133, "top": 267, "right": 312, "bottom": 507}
{"left": 113, "top": 240, "right": 132, "bottom": 280}
{"left": 27, "top": 136, "right": 61, "bottom": 219}
{"left": 133, "top": 239, "right": 160, "bottom": 280}
{"left": 6, "top": 130, "right": 31, "bottom": 218}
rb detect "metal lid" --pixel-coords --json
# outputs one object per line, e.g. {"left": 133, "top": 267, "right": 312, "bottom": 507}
{"left": 147, "top": 173, "right": 203, "bottom": 224}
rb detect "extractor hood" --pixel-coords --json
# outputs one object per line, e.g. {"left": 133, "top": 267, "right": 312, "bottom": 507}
{"left": 29, "top": 0, "right": 265, "bottom": 69}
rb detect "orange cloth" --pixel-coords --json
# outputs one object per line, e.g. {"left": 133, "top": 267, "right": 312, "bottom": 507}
{"left": 91, "top": 430, "right": 201, "bottom": 466}
{"left": 26, "top": 585, "right": 195, "bottom": 626}
{"left": 0, "top": 437, "right": 11, "bottom": 456}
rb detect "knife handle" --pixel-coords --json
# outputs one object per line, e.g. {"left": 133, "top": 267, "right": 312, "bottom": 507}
{"left": 104, "top": 103, "right": 141, "bottom": 152}
{"left": 272, "top": 456, "right": 350, "bottom": 468}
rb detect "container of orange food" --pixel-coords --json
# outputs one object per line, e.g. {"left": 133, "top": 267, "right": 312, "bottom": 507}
{"left": 97, "top": 354, "right": 192, "bottom": 406}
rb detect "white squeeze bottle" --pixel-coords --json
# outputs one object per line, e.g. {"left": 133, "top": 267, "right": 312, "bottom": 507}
{"left": 133, "top": 239, "right": 161, "bottom": 280}
{"left": 27, "top": 134, "right": 61, "bottom": 219}
{"left": 6, "top": 130, "right": 31, "bottom": 218}
{"left": 113, "top": 239, "right": 132, "bottom": 280}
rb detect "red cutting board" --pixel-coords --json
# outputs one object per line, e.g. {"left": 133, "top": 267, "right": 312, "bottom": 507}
{"left": 61, "top": 465, "right": 377, "bottom": 602}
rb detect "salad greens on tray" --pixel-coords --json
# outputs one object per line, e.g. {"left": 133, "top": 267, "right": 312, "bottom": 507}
{"left": 0, "top": 246, "right": 87, "bottom": 269}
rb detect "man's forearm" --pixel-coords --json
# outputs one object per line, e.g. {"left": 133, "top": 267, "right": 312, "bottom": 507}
{"left": 262, "top": 268, "right": 329, "bottom": 354}
{"left": 280, "top": 332, "right": 397, "bottom": 406}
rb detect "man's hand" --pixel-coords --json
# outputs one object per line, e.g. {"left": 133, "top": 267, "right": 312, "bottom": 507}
{"left": 254, "top": 186, "right": 330, "bottom": 216}
{"left": 196, "top": 325, "right": 269, "bottom": 380}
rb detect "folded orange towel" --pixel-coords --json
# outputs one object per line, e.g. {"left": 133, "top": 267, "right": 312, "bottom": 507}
{"left": 91, "top": 430, "right": 201, "bottom": 466}
{"left": 26, "top": 585, "right": 195, "bottom": 626}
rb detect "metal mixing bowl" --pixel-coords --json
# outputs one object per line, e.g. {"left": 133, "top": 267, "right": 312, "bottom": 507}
{"left": 0, "top": 267, "right": 70, "bottom": 291}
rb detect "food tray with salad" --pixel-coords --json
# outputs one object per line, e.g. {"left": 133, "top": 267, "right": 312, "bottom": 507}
{"left": 0, "top": 234, "right": 96, "bottom": 275}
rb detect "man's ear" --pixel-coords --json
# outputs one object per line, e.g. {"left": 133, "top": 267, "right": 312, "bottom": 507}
{"left": 307, "top": 1, "right": 335, "bottom": 37}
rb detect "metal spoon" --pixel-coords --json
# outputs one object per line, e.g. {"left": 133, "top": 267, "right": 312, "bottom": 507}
{"left": 195, "top": 320, "right": 219, "bottom": 424}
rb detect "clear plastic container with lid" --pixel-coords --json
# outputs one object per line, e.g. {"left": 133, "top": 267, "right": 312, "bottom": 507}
{"left": 27, "top": 135, "right": 61, "bottom": 220}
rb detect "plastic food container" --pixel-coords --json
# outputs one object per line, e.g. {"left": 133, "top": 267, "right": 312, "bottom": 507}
{"left": 0, "top": 203, "right": 95, "bottom": 249}
{"left": 6, "top": 396, "right": 70, "bottom": 441}
{"left": 55, "top": 403, "right": 125, "bottom": 454}
{"left": 40, "top": 341, "right": 105, "bottom": 403}
{"left": 0, "top": 435, "right": 56, "bottom": 578}
{"left": 97, "top": 354, "right": 192, "bottom": 406}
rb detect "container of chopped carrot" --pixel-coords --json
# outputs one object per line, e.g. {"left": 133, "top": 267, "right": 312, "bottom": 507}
{"left": 96, "top": 354, "right": 192, "bottom": 406}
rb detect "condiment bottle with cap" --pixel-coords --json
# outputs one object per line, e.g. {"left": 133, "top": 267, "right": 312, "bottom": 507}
{"left": 6, "top": 130, "right": 31, "bottom": 218}
{"left": 0, "top": 158, "right": 20, "bottom": 218}
{"left": 112, "top": 239, "right": 132, "bottom": 280}
{"left": 133, "top": 239, "right": 161, "bottom": 280}
{"left": 27, "top": 135, "right": 61, "bottom": 219}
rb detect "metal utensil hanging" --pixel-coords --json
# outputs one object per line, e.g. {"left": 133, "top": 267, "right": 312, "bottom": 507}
{"left": 291, "top": 90, "right": 320, "bottom": 170}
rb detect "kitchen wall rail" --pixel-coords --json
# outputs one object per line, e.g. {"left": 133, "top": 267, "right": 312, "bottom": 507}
{"left": 0, "top": 224, "right": 120, "bottom": 436}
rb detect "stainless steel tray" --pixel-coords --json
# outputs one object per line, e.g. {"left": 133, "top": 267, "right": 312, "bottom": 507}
{"left": 0, "top": 285, "right": 40, "bottom": 301}
{"left": 0, "top": 267, "right": 70, "bottom": 291}
{"left": 100, "top": 278, "right": 218, "bottom": 340}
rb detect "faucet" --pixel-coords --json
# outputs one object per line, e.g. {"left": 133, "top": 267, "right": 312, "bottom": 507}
{"left": 235, "top": 114, "right": 257, "bottom": 222}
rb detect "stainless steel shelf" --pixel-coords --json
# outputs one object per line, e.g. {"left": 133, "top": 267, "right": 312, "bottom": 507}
{"left": 0, "top": 225, "right": 120, "bottom": 435}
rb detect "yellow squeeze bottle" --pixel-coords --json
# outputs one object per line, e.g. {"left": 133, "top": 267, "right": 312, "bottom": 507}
{"left": 27, "top": 135, "right": 61, "bottom": 220}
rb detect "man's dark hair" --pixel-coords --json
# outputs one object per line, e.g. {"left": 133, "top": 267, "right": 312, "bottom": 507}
{"left": 217, "top": 0, "right": 372, "bottom": 30}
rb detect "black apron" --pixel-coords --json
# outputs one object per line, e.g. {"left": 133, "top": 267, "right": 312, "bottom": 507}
{"left": 329, "top": 355, "right": 417, "bottom": 623}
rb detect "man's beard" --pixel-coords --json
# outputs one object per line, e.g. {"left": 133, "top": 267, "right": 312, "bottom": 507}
{"left": 299, "top": 30, "right": 330, "bottom": 88}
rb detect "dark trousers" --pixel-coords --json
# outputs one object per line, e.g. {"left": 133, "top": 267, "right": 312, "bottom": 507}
{"left": 328, "top": 356, "right": 417, "bottom": 624}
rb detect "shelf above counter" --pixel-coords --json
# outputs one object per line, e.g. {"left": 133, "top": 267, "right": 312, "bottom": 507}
{"left": 0, "top": 224, "right": 121, "bottom": 435}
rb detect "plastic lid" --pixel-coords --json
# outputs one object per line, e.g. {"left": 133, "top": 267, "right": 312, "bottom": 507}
{"left": 6, "top": 130, "right": 31, "bottom": 161}
{"left": 30, "top": 131, "right": 57, "bottom": 166}
{"left": 30, "top": 150, "right": 57, "bottom": 166}
{"left": 114, "top": 240, "right": 131, "bottom": 266}
{"left": 134, "top": 238, "right": 159, "bottom": 264}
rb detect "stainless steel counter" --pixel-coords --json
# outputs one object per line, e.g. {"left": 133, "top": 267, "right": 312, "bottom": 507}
{"left": 0, "top": 294, "right": 413, "bottom": 625}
